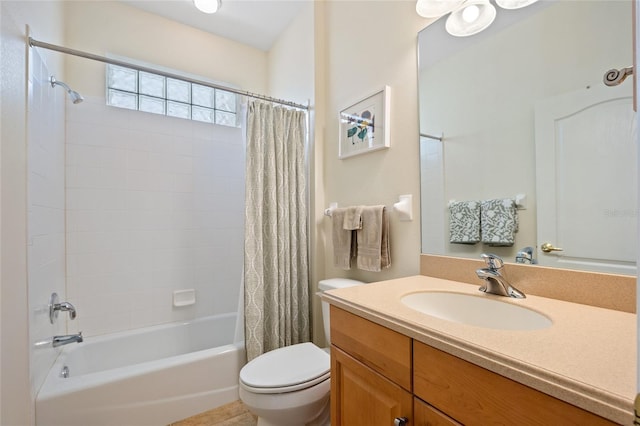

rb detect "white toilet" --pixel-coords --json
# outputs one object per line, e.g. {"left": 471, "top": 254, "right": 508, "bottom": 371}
{"left": 239, "top": 278, "right": 364, "bottom": 426}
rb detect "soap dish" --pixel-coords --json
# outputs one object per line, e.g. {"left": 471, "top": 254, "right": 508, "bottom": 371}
{"left": 173, "top": 289, "right": 196, "bottom": 307}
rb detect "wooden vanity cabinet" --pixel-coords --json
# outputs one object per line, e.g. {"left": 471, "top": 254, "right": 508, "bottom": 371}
{"left": 330, "top": 306, "right": 618, "bottom": 426}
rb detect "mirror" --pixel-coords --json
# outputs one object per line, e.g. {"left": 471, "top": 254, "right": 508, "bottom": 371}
{"left": 418, "top": 0, "right": 636, "bottom": 275}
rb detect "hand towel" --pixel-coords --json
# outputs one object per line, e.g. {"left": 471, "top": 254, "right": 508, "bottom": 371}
{"left": 449, "top": 201, "right": 480, "bottom": 244}
{"left": 481, "top": 198, "right": 518, "bottom": 246}
{"left": 343, "top": 205, "right": 364, "bottom": 230}
{"left": 332, "top": 208, "right": 355, "bottom": 270}
{"left": 356, "top": 206, "right": 391, "bottom": 272}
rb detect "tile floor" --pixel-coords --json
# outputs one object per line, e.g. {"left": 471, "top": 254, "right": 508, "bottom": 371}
{"left": 170, "top": 400, "right": 257, "bottom": 426}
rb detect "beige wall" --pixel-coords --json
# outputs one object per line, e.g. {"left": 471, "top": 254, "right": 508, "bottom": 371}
{"left": 64, "top": 1, "right": 268, "bottom": 99}
{"left": 321, "top": 1, "right": 428, "bottom": 286}
{"left": 267, "top": 2, "right": 315, "bottom": 106}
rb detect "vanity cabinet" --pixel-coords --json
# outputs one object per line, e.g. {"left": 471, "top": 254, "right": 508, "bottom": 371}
{"left": 330, "top": 306, "right": 618, "bottom": 426}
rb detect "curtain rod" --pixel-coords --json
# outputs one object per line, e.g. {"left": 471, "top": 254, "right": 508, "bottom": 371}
{"left": 28, "top": 37, "right": 309, "bottom": 111}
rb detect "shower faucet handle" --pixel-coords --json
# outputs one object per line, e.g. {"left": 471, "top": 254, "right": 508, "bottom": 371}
{"left": 49, "top": 293, "right": 78, "bottom": 324}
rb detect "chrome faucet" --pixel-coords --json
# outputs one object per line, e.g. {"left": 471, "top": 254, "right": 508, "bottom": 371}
{"left": 52, "top": 332, "right": 83, "bottom": 348}
{"left": 49, "top": 293, "right": 77, "bottom": 324}
{"left": 476, "top": 253, "right": 525, "bottom": 298}
{"left": 515, "top": 246, "right": 537, "bottom": 264}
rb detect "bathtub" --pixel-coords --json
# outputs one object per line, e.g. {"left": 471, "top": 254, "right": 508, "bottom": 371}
{"left": 36, "top": 313, "right": 246, "bottom": 426}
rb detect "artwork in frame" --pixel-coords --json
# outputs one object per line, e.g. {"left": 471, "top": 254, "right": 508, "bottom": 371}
{"left": 338, "top": 86, "right": 390, "bottom": 159}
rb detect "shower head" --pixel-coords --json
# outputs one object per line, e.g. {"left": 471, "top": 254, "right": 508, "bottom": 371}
{"left": 49, "top": 76, "right": 84, "bottom": 104}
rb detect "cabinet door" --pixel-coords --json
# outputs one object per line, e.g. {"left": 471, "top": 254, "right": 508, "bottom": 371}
{"left": 331, "top": 346, "right": 412, "bottom": 426}
{"left": 414, "top": 398, "right": 461, "bottom": 426}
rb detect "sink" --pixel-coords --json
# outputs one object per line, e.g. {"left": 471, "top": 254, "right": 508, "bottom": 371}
{"left": 400, "top": 291, "right": 552, "bottom": 331}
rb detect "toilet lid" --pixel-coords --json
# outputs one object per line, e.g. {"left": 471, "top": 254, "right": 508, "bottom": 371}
{"left": 240, "top": 342, "right": 330, "bottom": 392}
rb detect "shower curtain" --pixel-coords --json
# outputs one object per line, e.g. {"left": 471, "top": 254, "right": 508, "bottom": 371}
{"left": 244, "top": 100, "right": 310, "bottom": 361}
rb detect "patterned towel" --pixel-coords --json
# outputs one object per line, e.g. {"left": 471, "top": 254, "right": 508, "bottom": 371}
{"left": 481, "top": 198, "right": 518, "bottom": 246}
{"left": 449, "top": 201, "right": 480, "bottom": 244}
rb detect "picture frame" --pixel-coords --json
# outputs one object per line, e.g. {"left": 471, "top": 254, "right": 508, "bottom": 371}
{"left": 338, "top": 86, "right": 390, "bottom": 159}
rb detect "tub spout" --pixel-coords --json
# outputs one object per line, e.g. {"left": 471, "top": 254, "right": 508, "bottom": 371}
{"left": 52, "top": 332, "right": 83, "bottom": 348}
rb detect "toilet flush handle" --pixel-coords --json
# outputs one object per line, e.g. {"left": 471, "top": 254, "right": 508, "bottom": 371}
{"left": 394, "top": 417, "right": 408, "bottom": 426}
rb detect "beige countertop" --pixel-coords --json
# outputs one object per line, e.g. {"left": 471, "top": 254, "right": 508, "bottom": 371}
{"left": 322, "top": 275, "right": 636, "bottom": 425}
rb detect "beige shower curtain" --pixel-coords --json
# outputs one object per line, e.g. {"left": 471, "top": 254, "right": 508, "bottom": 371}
{"left": 244, "top": 100, "right": 310, "bottom": 361}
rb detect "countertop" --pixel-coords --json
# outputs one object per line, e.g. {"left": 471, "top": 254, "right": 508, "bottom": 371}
{"left": 322, "top": 275, "right": 636, "bottom": 425}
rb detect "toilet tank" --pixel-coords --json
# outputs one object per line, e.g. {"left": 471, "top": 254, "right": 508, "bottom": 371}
{"left": 318, "top": 278, "right": 364, "bottom": 344}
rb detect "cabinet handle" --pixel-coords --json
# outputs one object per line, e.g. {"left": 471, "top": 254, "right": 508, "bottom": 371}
{"left": 394, "top": 417, "right": 408, "bottom": 426}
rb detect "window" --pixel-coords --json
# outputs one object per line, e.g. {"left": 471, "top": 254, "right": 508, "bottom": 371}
{"left": 106, "top": 64, "right": 238, "bottom": 127}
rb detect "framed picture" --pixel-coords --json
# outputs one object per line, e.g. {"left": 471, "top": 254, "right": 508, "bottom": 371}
{"left": 338, "top": 86, "right": 390, "bottom": 159}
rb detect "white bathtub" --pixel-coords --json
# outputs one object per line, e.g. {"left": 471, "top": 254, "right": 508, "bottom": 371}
{"left": 36, "top": 313, "right": 246, "bottom": 426}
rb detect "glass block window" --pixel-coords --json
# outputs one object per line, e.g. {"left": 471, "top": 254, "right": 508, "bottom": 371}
{"left": 106, "top": 64, "right": 238, "bottom": 127}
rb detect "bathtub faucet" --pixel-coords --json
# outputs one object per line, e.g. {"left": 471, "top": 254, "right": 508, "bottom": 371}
{"left": 54, "top": 301, "right": 77, "bottom": 319}
{"left": 49, "top": 292, "right": 78, "bottom": 324}
{"left": 52, "top": 332, "right": 83, "bottom": 348}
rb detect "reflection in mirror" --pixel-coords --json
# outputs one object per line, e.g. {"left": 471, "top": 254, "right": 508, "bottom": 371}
{"left": 418, "top": 1, "right": 636, "bottom": 275}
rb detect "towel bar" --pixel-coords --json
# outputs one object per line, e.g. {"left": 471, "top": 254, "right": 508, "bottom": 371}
{"left": 448, "top": 193, "right": 527, "bottom": 210}
{"left": 324, "top": 195, "right": 413, "bottom": 221}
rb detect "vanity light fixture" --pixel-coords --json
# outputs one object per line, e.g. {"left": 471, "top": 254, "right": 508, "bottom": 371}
{"left": 416, "top": 0, "right": 539, "bottom": 37}
{"left": 194, "top": 0, "right": 221, "bottom": 14}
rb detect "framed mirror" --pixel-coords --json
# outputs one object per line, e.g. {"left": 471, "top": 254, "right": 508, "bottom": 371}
{"left": 418, "top": 0, "right": 636, "bottom": 275}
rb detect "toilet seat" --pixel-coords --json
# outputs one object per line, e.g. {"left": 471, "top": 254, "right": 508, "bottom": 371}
{"left": 240, "top": 342, "right": 330, "bottom": 394}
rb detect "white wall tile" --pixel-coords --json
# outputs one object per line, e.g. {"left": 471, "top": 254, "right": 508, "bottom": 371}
{"left": 66, "top": 96, "right": 244, "bottom": 337}
{"left": 27, "top": 49, "right": 67, "bottom": 398}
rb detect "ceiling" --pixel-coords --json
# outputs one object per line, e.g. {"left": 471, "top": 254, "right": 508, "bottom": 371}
{"left": 120, "top": 0, "right": 311, "bottom": 51}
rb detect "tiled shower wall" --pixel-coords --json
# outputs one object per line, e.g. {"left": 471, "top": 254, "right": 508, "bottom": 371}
{"left": 65, "top": 96, "right": 245, "bottom": 337}
{"left": 27, "top": 48, "right": 66, "bottom": 399}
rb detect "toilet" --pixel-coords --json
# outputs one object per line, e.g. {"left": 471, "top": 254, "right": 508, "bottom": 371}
{"left": 239, "top": 278, "right": 364, "bottom": 426}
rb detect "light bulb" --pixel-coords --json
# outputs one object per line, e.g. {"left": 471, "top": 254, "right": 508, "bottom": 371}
{"left": 445, "top": 0, "right": 496, "bottom": 37}
{"left": 462, "top": 5, "right": 480, "bottom": 23}
{"left": 194, "top": 0, "right": 221, "bottom": 14}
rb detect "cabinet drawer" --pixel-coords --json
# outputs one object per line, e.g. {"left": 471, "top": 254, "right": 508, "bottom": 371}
{"left": 413, "top": 342, "right": 616, "bottom": 425}
{"left": 330, "top": 306, "right": 411, "bottom": 390}
{"left": 414, "top": 397, "right": 461, "bottom": 426}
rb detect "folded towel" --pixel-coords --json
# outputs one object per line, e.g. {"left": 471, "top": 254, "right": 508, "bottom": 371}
{"left": 449, "top": 201, "right": 481, "bottom": 244}
{"left": 332, "top": 208, "right": 355, "bottom": 269}
{"left": 343, "top": 205, "right": 364, "bottom": 230}
{"left": 481, "top": 198, "right": 518, "bottom": 246}
{"left": 356, "top": 206, "right": 391, "bottom": 272}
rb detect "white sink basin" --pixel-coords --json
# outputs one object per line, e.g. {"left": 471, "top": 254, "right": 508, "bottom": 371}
{"left": 401, "top": 291, "right": 552, "bottom": 331}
